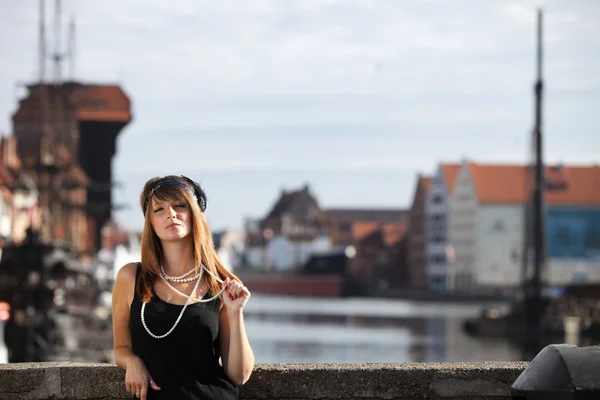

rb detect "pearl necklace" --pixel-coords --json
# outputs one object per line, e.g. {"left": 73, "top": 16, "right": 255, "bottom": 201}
{"left": 160, "top": 266, "right": 226, "bottom": 303}
{"left": 140, "top": 265, "right": 225, "bottom": 339}
{"left": 160, "top": 264, "right": 199, "bottom": 282}
{"left": 141, "top": 274, "right": 201, "bottom": 339}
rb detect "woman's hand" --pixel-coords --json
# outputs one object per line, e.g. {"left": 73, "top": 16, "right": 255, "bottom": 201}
{"left": 222, "top": 277, "right": 251, "bottom": 315}
{"left": 125, "top": 356, "right": 161, "bottom": 400}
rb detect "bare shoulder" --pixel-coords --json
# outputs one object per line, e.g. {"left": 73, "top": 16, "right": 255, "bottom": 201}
{"left": 115, "top": 262, "right": 139, "bottom": 283}
{"left": 113, "top": 262, "right": 139, "bottom": 306}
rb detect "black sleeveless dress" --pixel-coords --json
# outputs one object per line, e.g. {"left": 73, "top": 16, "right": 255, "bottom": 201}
{"left": 129, "top": 264, "right": 239, "bottom": 399}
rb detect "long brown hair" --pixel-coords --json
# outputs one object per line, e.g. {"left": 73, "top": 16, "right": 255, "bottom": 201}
{"left": 136, "top": 175, "right": 240, "bottom": 303}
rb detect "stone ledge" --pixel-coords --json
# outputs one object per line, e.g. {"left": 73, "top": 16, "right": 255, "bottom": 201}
{"left": 0, "top": 361, "right": 527, "bottom": 399}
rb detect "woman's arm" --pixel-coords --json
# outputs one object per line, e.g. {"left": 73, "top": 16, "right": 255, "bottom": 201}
{"left": 112, "top": 262, "right": 139, "bottom": 370}
{"left": 112, "top": 263, "right": 161, "bottom": 399}
{"left": 219, "top": 279, "right": 255, "bottom": 385}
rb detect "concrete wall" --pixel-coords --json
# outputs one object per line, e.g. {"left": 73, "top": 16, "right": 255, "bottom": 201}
{"left": 0, "top": 361, "right": 527, "bottom": 399}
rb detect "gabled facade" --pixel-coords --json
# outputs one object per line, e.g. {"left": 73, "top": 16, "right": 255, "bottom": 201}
{"left": 253, "top": 184, "right": 330, "bottom": 270}
{"left": 260, "top": 184, "right": 326, "bottom": 242}
{"left": 425, "top": 163, "right": 459, "bottom": 291}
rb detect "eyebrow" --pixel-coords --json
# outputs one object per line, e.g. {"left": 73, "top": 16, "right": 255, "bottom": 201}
{"left": 152, "top": 200, "right": 180, "bottom": 207}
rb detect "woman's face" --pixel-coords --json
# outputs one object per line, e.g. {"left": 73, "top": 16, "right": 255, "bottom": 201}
{"left": 148, "top": 197, "right": 192, "bottom": 242}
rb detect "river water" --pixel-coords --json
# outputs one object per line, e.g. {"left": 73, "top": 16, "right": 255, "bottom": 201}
{"left": 243, "top": 294, "right": 522, "bottom": 364}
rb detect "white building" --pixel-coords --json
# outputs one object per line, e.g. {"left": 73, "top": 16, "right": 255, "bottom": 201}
{"left": 425, "top": 163, "right": 459, "bottom": 291}
{"left": 449, "top": 163, "right": 525, "bottom": 293}
{"left": 448, "top": 162, "right": 600, "bottom": 293}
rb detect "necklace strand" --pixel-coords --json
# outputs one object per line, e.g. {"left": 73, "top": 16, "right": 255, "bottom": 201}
{"left": 160, "top": 265, "right": 199, "bottom": 282}
{"left": 141, "top": 275, "right": 201, "bottom": 339}
{"left": 159, "top": 267, "right": 226, "bottom": 303}
{"left": 141, "top": 265, "right": 225, "bottom": 339}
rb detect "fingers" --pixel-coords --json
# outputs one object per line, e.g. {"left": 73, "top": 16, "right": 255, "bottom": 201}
{"left": 126, "top": 377, "right": 160, "bottom": 398}
{"left": 149, "top": 377, "right": 161, "bottom": 390}
{"left": 225, "top": 279, "right": 250, "bottom": 299}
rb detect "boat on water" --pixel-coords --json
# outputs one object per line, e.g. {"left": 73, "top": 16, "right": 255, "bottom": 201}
{"left": 463, "top": 283, "right": 600, "bottom": 341}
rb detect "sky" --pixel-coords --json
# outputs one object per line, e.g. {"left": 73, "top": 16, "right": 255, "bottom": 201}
{"left": 1, "top": 0, "right": 599, "bottom": 233}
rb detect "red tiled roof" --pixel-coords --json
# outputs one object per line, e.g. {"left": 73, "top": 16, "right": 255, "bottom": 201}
{"left": 351, "top": 221, "right": 380, "bottom": 241}
{"left": 12, "top": 83, "right": 132, "bottom": 124}
{"left": 442, "top": 164, "right": 460, "bottom": 194}
{"left": 75, "top": 84, "right": 132, "bottom": 123}
{"left": 545, "top": 165, "right": 600, "bottom": 206}
{"left": 381, "top": 222, "right": 407, "bottom": 246}
{"left": 468, "top": 163, "right": 600, "bottom": 206}
{"left": 469, "top": 164, "right": 527, "bottom": 204}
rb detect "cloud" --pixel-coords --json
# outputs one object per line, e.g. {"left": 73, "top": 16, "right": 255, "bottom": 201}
{"left": 1, "top": 0, "right": 599, "bottom": 229}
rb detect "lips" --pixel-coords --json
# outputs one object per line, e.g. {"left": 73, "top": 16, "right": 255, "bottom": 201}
{"left": 165, "top": 223, "right": 181, "bottom": 229}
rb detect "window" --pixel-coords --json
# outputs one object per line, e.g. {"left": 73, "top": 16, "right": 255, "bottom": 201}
{"left": 429, "top": 254, "right": 446, "bottom": 263}
{"left": 431, "top": 236, "right": 444, "bottom": 244}
{"left": 511, "top": 249, "right": 520, "bottom": 262}
{"left": 432, "top": 194, "right": 444, "bottom": 204}
{"left": 431, "top": 214, "right": 445, "bottom": 222}
{"left": 491, "top": 220, "right": 505, "bottom": 232}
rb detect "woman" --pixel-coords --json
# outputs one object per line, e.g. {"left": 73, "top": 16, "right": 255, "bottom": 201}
{"left": 112, "top": 175, "right": 254, "bottom": 400}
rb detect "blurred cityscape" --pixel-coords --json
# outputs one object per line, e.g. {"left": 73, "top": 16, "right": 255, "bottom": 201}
{"left": 1, "top": 1, "right": 599, "bottom": 365}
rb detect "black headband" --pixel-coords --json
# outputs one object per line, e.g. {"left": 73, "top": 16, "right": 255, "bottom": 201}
{"left": 142, "top": 176, "right": 207, "bottom": 214}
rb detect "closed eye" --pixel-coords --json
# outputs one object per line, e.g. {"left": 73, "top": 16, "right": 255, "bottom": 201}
{"left": 153, "top": 205, "right": 185, "bottom": 213}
